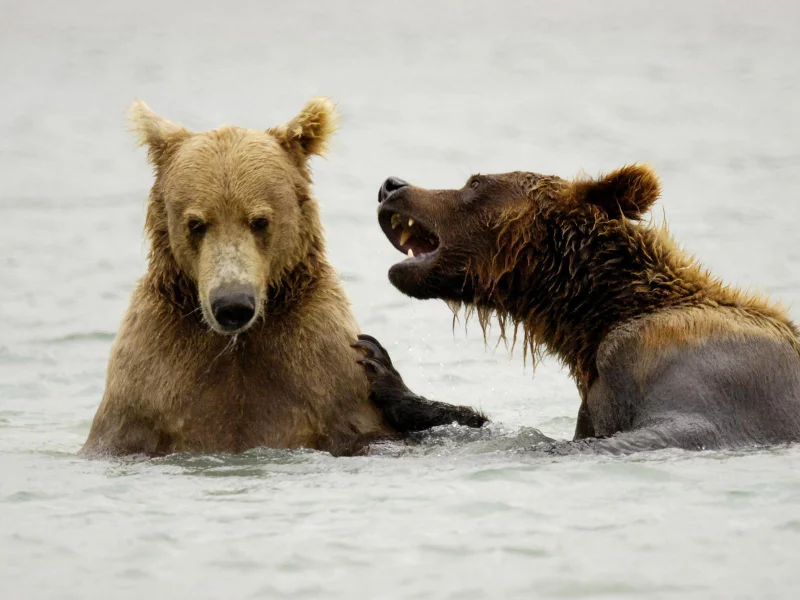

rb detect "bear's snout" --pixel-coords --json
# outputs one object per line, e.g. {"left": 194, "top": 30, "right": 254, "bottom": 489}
{"left": 378, "top": 177, "right": 409, "bottom": 203}
{"left": 209, "top": 285, "right": 257, "bottom": 333}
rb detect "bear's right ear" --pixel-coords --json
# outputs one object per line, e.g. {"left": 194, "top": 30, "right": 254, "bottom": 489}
{"left": 127, "top": 100, "right": 191, "bottom": 165}
{"left": 572, "top": 164, "right": 660, "bottom": 220}
{"left": 269, "top": 97, "right": 339, "bottom": 159}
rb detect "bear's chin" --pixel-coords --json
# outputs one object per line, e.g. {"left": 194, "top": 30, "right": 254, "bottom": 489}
{"left": 388, "top": 257, "right": 437, "bottom": 300}
{"left": 388, "top": 254, "right": 473, "bottom": 303}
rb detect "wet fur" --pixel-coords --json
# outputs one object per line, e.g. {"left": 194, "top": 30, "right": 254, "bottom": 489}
{"left": 372, "top": 165, "right": 800, "bottom": 452}
{"left": 82, "top": 99, "right": 388, "bottom": 457}
{"left": 463, "top": 177, "right": 798, "bottom": 385}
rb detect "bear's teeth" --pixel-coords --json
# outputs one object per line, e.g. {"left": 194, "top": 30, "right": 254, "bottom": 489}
{"left": 399, "top": 230, "right": 410, "bottom": 246}
{"left": 391, "top": 214, "right": 402, "bottom": 229}
{"left": 408, "top": 218, "right": 415, "bottom": 227}
{"left": 407, "top": 249, "right": 414, "bottom": 258}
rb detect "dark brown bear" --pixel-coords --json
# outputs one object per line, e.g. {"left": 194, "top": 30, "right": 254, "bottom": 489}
{"left": 356, "top": 166, "right": 800, "bottom": 453}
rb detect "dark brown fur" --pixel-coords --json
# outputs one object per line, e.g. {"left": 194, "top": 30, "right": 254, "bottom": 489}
{"left": 367, "top": 166, "right": 800, "bottom": 452}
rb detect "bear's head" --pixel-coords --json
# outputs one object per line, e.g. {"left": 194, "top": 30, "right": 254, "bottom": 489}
{"left": 376, "top": 165, "right": 660, "bottom": 302}
{"left": 130, "top": 98, "right": 337, "bottom": 335}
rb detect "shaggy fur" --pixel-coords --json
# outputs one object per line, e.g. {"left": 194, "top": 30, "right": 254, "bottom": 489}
{"left": 82, "top": 98, "right": 484, "bottom": 458}
{"left": 82, "top": 99, "right": 386, "bottom": 457}
{"left": 465, "top": 167, "right": 798, "bottom": 385}
{"left": 366, "top": 165, "right": 800, "bottom": 452}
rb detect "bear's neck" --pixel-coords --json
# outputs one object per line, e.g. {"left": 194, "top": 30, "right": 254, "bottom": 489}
{"left": 477, "top": 215, "right": 715, "bottom": 384}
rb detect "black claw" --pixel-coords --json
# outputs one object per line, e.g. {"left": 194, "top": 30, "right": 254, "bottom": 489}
{"left": 357, "top": 333, "right": 382, "bottom": 345}
{"left": 357, "top": 357, "right": 388, "bottom": 375}
{"left": 353, "top": 334, "right": 396, "bottom": 372}
{"left": 352, "top": 339, "right": 381, "bottom": 357}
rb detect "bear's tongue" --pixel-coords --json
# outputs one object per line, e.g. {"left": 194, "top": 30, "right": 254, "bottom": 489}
{"left": 390, "top": 213, "right": 439, "bottom": 258}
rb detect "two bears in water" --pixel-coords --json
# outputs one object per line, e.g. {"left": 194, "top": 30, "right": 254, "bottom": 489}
{"left": 80, "top": 98, "right": 800, "bottom": 458}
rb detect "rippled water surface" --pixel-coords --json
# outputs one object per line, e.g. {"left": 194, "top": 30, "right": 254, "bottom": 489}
{"left": 2, "top": 1, "right": 800, "bottom": 598}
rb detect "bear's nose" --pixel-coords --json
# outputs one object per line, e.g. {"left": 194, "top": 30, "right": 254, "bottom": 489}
{"left": 378, "top": 177, "right": 409, "bottom": 203}
{"left": 210, "top": 286, "right": 257, "bottom": 332}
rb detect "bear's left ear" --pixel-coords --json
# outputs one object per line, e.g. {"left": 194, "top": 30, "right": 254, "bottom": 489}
{"left": 572, "top": 164, "right": 660, "bottom": 220}
{"left": 270, "top": 97, "right": 339, "bottom": 159}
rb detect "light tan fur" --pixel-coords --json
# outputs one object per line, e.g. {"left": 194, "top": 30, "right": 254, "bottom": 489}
{"left": 81, "top": 98, "right": 390, "bottom": 458}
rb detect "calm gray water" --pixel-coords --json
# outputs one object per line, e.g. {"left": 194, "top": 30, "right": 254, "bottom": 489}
{"left": 2, "top": 1, "right": 800, "bottom": 598}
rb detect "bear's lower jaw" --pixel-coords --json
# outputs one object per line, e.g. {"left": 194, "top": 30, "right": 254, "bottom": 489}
{"left": 387, "top": 257, "right": 473, "bottom": 303}
{"left": 203, "top": 315, "right": 258, "bottom": 337}
{"left": 388, "top": 259, "right": 438, "bottom": 300}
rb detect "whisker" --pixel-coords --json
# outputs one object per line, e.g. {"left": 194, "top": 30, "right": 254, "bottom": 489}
{"left": 180, "top": 304, "right": 203, "bottom": 320}
{"left": 206, "top": 333, "right": 238, "bottom": 372}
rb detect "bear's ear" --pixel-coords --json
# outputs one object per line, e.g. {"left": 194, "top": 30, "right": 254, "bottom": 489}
{"left": 572, "top": 164, "right": 660, "bottom": 220}
{"left": 270, "top": 97, "right": 338, "bottom": 158}
{"left": 127, "top": 100, "right": 191, "bottom": 165}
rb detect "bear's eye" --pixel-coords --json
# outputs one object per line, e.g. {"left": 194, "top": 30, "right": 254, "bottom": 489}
{"left": 188, "top": 219, "right": 207, "bottom": 236}
{"left": 250, "top": 218, "right": 270, "bottom": 233}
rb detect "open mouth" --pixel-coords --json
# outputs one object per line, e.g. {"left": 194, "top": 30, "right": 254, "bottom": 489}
{"left": 378, "top": 208, "right": 440, "bottom": 262}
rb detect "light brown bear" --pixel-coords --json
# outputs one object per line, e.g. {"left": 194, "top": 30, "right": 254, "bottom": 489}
{"left": 81, "top": 99, "right": 485, "bottom": 458}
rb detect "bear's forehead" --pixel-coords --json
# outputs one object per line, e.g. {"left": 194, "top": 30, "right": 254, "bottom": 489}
{"left": 479, "top": 171, "right": 565, "bottom": 195}
{"left": 164, "top": 128, "right": 299, "bottom": 203}
{"left": 175, "top": 127, "right": 287, "bottom": 165}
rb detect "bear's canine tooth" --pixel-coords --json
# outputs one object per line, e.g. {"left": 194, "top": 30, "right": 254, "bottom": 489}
{"left": 399, "top": 230, "right": 410, "bottom": 246}
{"left": 408, "top": 218, "right": 415, "bottom": 227}
{"left": 407, "top": 248, "right": 414, "bottom": 258}
{"left": 391, "top": 213, "right": 403, "bottom": 229}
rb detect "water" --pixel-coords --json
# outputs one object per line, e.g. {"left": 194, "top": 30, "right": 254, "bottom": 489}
{"left": 2, "top": 0, "right": 800, "bottom": 597}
